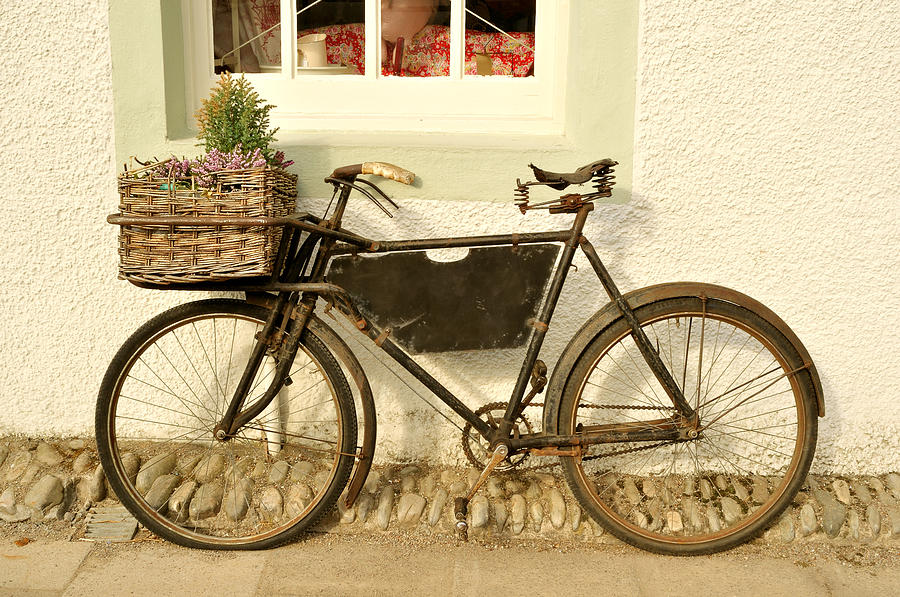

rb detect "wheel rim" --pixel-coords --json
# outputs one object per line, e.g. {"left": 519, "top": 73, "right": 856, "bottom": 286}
{"left": 567, "top": 307, "right": 808, "bottom": 546}
{"left": 105, "top": 310, "right": 346, "bottom": 545}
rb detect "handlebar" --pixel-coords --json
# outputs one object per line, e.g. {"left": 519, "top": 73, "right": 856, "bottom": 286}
{"left": 330, "top": 161, "right": 416, "bottom": 185}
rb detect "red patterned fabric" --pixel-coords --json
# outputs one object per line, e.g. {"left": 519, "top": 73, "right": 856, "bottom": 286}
{"left": 299, "top": 24, "right": 534, "bottom": 77}
{"left": 302, "top": 24, "right": 367, "bottom": 74}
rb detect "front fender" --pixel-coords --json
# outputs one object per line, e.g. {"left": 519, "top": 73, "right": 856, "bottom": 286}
{"left": 541, "top": 282, "right": 824, "bottom": 435}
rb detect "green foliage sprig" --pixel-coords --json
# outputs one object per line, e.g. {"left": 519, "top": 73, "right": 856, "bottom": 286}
{"left": 195, "top": 74, "right": 280, "bottom": 161}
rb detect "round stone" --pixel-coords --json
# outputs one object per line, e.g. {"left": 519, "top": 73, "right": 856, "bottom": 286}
{"left": 720, "top": 497, "right": 742, "bottom": 525}
{"left": 851, "top": 479, "right": 873, "bottom": 505}
{"left": 509, "top": 494, "right": 526, "bottom": 535}
{"left": 356, "top": 492, "right": 375, "bottom": 523}
{"left": 427, "top": 488, "right": 448, "bottom": 526}
{"left": 847, "top": 509, "right": 860, "bottom": 541}
{"left": 189, "top": 482, "right": 224, "bottom": 520}
{"left": 376, "top": 487, "right": 394, "bottom": 530}
{"left": 822, "top": 500, "right": 847, "bottom": 538}
{"left": 623, "top": 478, "right": 641, "bottom": 505}
{"left": 548, "top": 488, "right": 566, "bottom": 530}
{"left": 494, "top": 500, "right": 509, "bottom": 532}
{"left": 525, "top": 481, "right": 542, "bottom": 501}
{"left": 397, "top": 493, "right": 426, "bottom": 526}
{"left": 866, "top": 503, "right": 881, "bottom": 536}
{"left": 135, "top": 453, "right": 176, "bottom": 494}
{"left": 469, "top": 495, "right": 489, "bottom": 529}
{"left": 832, "top": 479, "right": 852, "bottom": 505}
{"left": 337, "top": 494, "right": 356, "bottom": 525}
{"left": 486, "top": 478, "right": 504, "bottom": 499}
{"left": 268, "top": 461, "right": 290, "bottom": 484}
{"left": 0, "top": 487, "right": 16, "bottom": 515}
{"left": 400, "top": 475, "right": 416, "bottom": 493}
{"left": 168, "top": 481, "right": 197, "bottom": 522}
{"left": 778, "top": 513, "right": 795, "bottom": 542}
{"left": 666, "top": 511, "right": 684, "bottom": 534}
{"left": 72, "top": 451, "right": 92, "bottom": 474}
{"left": 23, "top": 474, "right": 64, "bottom": 512}
{"left": 420, "top": 475, "right": 436, "bottom": 498}
{"left": 145, "top": 474, "right": 179, "bottom": 511}
{"left": 222, "top": 478, "right": 253, "bottom": 521}
{"left": 706, "top": 508, "right": 722, "bottom": 533}
{"left": 799, "top": 503, "right": 818, "bottom": 536}
{"left": 193, "top": 454, "right": 226, "bottom": 484}
{"left": 528, "top": 500, "right": 544, "bottom": 532}
{"left": 35, "top": 443, "right": 63, "bottom": 467}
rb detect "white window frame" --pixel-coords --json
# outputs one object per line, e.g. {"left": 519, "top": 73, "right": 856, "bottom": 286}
{"left": 182, "top": 0, "right": 569, "bottom": 135}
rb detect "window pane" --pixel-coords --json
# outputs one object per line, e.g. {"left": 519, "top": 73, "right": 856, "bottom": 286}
{"left": 213, "top": 0, "right": 283, "bottom": 73}
{"left": 297, "top": 0, "right": 365, "bottom": 75}
{"left": 465, "top": 0, "right": 535, "bottom": 77}
{"left": 381, "top": 0, "right": 451, "bottom": 77}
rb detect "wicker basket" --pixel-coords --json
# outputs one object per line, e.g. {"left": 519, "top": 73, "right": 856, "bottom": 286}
{"left": 115, "top": 162, "right": 298, "bottom": 285}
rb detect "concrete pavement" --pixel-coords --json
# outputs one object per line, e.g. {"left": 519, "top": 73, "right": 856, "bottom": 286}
{"left": 2, "top": 533, "right": 899, "bottom": 597}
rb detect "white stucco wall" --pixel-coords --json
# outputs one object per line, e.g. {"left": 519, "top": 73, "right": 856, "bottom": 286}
{"left": 631, "top": 0, "right": 900, "bottom": 473}
{"left": 0, "top": 1, "right": 897, "bottom": 473}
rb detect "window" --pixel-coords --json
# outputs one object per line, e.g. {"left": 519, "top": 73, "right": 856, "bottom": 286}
{"left": 182, "top": 1, "right": 569, "bottom": 134}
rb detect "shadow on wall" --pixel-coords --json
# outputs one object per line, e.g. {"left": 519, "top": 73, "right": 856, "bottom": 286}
{"left": 299, "top": 191, "right": 659, "bottom": 463}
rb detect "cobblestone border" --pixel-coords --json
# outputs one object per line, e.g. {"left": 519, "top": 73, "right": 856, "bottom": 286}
{"left": 1, "top": 438, "right": 898, "bottom": 544}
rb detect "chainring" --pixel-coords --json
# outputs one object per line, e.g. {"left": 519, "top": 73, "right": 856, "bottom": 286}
{"left": 461, "top": 402, "right": 534, "bottom": 472}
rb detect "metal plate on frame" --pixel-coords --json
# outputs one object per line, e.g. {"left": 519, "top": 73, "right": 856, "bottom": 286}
{"left": 327, "top": 244, "right": 560, "bottom": 353}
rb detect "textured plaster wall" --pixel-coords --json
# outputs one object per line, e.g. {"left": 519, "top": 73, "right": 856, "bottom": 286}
{"left": 0, "top": 1, "right": 187, "bottom": 437}
{"left": 631, "top": 1, "right": 900, "bottom": 473}
{"left": 0, "top": 1, "right": 897, "bottom": 473}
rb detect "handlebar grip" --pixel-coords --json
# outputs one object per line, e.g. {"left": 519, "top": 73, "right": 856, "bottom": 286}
{"left": 361, "top": 162, "right": 416, "bottom": 185}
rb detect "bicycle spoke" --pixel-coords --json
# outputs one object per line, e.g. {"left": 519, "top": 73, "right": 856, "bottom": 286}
{"left": 138, "top": 353, "right": 217, "bottom": 423}
{"left": 563, "top": 301, "right": 813, "bottom": 550}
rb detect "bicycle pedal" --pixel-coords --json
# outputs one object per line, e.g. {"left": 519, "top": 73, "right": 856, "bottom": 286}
{"left": 456, "top": 521, "right": 469, "bottom": 542}
{"left": 454, "top": 497, "right": 469, "bottom": 542}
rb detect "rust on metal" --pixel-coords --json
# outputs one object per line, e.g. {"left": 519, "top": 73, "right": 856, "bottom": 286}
{"left": 528, "top": 318, "right": 549, "bottom": 333}
{"left": 374, "top": 327, "right": 392, "bottom": 347}
{"left": 528, "top": 445, "right": 582, "bottom": 457}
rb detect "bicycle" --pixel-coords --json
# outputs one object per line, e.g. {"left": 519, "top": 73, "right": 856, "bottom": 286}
{"left": 98, "top": 159, "right": 823, "bottom": 555}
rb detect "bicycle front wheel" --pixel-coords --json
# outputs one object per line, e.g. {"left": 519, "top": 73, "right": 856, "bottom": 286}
{"left": 558, "top": 297, "right": 817, "bottom": 555}
{"left": 96, "top": 299, "right": 357, "bottom": 549}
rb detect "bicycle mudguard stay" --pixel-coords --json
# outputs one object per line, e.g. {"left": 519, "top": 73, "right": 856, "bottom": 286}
{"left": 246, "top": 292, "right": 377, "bottom": 509}
{"left": 540, "top": 282, "right": 825, "bottom": 437}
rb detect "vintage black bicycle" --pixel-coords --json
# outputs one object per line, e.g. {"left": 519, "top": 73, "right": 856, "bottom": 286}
{"left": 98, "top": 159, "right": 822, "bottom": 555}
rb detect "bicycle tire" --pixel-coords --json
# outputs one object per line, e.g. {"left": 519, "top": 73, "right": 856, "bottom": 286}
{"left": 96, "top": 299, "right": 357, "bottom": 550}
{"left": 556, "top": 296, "right": 817, "bottom": 555}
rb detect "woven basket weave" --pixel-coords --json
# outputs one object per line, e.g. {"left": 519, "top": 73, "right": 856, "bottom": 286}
{"left": 116, "top": 163, "right": 297, "bottom": 285}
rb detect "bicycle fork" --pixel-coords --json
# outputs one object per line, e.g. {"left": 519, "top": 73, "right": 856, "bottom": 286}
{"left": 212, "top": 291, "right": 313, "bottom": 442}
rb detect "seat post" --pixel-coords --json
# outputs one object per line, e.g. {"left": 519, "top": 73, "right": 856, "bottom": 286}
{"left": 500, "top": 205, "right": 593, "bottom": 435}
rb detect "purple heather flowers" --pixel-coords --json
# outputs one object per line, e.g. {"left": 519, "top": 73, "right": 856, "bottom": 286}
{"left": 152, "top": 146, "right": 294, "bottom": 189}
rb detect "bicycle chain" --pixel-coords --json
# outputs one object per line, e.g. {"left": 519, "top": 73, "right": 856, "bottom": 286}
{"left": 530, "top": 402, "right": 678, "bottom": 412}
{"left": 469, "top": 402, "right": 678, "bottom": 473}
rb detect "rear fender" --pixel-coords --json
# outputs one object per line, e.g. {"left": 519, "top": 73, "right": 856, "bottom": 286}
{"left": 541, "top": 282, "right": 824, "bottom": 435}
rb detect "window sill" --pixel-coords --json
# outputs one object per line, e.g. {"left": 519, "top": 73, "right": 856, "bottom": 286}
{"left": 168, "top": 125, "right": 573, "bottom": 152}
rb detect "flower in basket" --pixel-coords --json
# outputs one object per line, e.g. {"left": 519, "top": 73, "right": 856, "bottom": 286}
{"left": 143, "top": 74, "right": 295, "bottom": 190}
{"left": 116, "top": 75, "right": 299, "bottom": 285}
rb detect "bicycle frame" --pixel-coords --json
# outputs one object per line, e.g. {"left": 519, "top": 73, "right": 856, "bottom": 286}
{"left": 111, "top": 183, "right": 696, "bottom": 457}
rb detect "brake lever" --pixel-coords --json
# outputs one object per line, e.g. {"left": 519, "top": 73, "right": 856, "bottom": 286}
{"left": 324, "top": 177, "right": 393, "bottom": 218}
{"left": 354, "top": 178, "right": 399, "bottom": 210}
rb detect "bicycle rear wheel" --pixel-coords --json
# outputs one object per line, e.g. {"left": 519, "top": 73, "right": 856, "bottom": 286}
{"left": 557, "top": 297, "right": 817, "bottom": 554}
{"left": 96, "top": 299, "right": 357, "bottom": 550}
